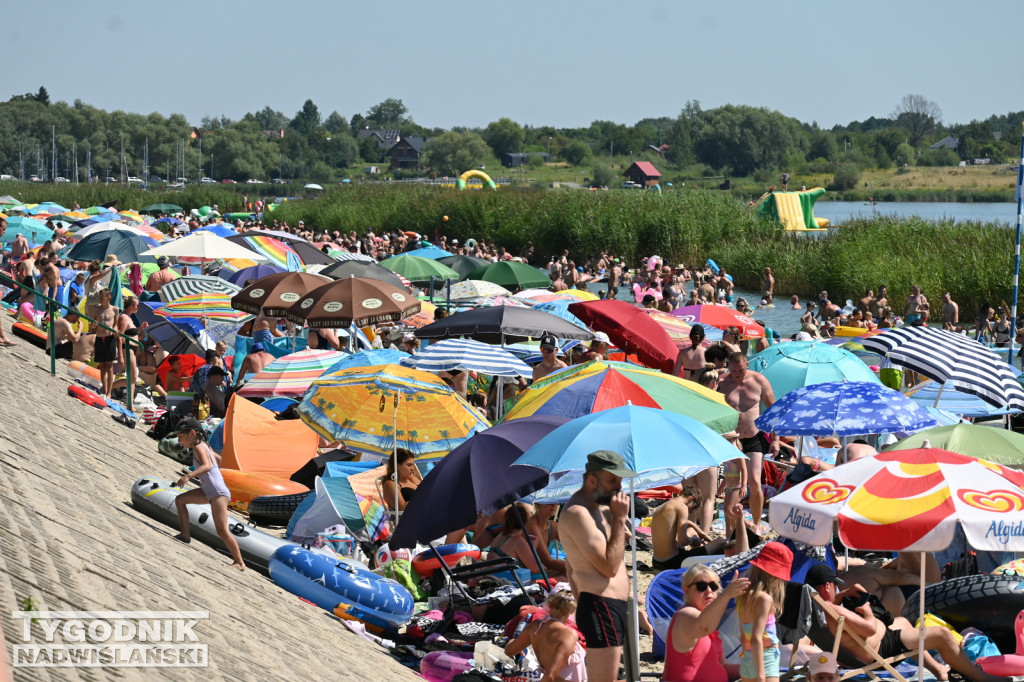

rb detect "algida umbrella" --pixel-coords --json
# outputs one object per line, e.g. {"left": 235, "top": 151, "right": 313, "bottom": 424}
{"left": 230, "top": 272, "right": 331, "bottom": 316}
{"left": 284, "top": 277, "right": 421, "bottom": 328}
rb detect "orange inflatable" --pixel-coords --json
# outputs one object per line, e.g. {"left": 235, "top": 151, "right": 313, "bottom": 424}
{"left": 219, "top": 469, "right": 309, "bottom": 512}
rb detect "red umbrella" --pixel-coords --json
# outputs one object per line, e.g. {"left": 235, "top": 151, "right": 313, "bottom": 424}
{"left": 568, "top": 299, "right": 679, "bottom": 374}
{"left": 670, "top": 304, "right": 764, "bottom": 338}
{"left": 156, "top": 353, "right": 205, "bottom": 386}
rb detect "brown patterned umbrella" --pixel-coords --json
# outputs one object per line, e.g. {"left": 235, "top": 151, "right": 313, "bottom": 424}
{"left": 284, "top": 277, "right": 421, "bottom": 328}
{"left": 230, "top": 272, "right": 332, "bottom": 316}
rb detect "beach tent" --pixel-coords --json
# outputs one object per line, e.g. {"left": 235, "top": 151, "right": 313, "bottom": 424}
{"left": 286, "top": 462, "right": 386, "bottom": 542}
{"left": 221, "top": 395, "right": 319, "bottom": 478}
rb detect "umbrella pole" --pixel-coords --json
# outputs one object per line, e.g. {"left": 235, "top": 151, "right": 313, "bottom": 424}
{"left": 511, "top": 503, "right": 548, "bottom": 584}
{"left": 917, "top": 551, "right": 926, "bottom": 681}
{"left": 392, "top": 391, "right": 400, "bottom": 521}
{"left": 932, "top": 382, "right": 946, "bottom": 409}
{"left": 627, "top": 478, "right": 641, "bottom": 682}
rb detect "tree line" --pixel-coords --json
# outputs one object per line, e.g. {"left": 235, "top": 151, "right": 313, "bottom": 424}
{"left": 1, "top": 88, "right": 1021, "bottom": 188}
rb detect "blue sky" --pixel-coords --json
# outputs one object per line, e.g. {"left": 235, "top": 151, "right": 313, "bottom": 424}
{"left": 7, "top": 0, "right": 1022, "bottom": 131}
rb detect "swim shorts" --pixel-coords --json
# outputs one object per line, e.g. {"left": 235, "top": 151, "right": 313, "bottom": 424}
{"left": 739, "top": 432, "right": 770, "bottom": 455}
{"left": 55, "top": 341, "right": 73, "bottom": 360}
{"left": 739, "top": 642, "right": 780, "bottom": 679}
{"left": 94, "top": 335, "right": 117, "bottom": 363}
{"left": 905, "top": 314, "right": 921, "bottom": 324}
{"left": 652, "top": 545, "right": 708, "bottom": 571}
{"left": 877, "top": 627, "right": 910, "bottom": 658}
{"left": 576, "top": 592, "right": 627, "bottom": 648}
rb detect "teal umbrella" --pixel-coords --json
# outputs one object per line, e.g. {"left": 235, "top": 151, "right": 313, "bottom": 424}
{"left": 1, "top": 216, "right": 53, "bottom": 244}
{"left": 748, "top": 340, "right": 881, "bottom": 398}
{"left": 141, "top": 203, "right": 183, "bottom": 214}
{"left": 379, "top": 254, "right": 459, "bottom": 283}
{"left": 465, "top": 261, "right": 551, "bottom": 291}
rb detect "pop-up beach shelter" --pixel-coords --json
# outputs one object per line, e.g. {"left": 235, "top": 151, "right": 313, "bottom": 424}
{"left": 221, "top": 395, "right": 319, "bottom": 478}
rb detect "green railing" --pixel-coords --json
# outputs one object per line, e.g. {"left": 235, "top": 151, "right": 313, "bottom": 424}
{"left": 0, "top": 272, "right": 141, "bottom": 412}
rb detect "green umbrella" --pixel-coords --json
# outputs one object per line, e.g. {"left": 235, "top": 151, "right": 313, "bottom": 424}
{"left": 885, "top": 422, "right": 1024, "bottom": 468}
{"left": 378, "top": 254, "right": 459, "bottom": 283}
{"left": 141, "top": 203, "right": 183, "bottom": 215}
{"left": 465, "top": 261, "right": 551, "bottom": 291}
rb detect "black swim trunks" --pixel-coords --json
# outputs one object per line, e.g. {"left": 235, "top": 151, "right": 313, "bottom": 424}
{"left": 55, "top": 341, "right": 73, "bottom": 360}
{"left": 877, "top": 627, "right": 910, "bottom": 658}
{"left": 739, "top": 432, "right": 771, "bottom": 455}
{"left": 577, "top": 592, "right": 627, "bottom": 648}
{"left": 94, "top": 335, "right": 117, "bottom": 363}
{"left": 652, "top": 545, "right": 708, "bottom": 571}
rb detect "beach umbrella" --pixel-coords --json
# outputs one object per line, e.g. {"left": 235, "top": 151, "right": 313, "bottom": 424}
{"left": 192, "top": 223, "right": 238, "bottom": 238}
{"left": 152, "top": 217, "right": 183, "bottom": 228}
{"left": 141, "top": 203, "right": 183, "bottom": 215}
{"left": 640, "top": 308, "right": 718, "bottom": 349}
{"left": 283, "top": 277, "right": 421, "bottom": 328}
{"left": 503, "top": 359, "right": 738, "bottom": 434}
{"left": 768, "top": 446, "right": 1024, "bottom": 678}
{"left": 143, "top": 320, "right": 205, "bottom": 357}
{"left": 298, "top": 364, "right": 490, "bottom": 464}
{"left": 2, "top": 215, "right": 54, "bottom": 243}
{"left": 415, "top": 305, "right": 593, "bottom": 345}
{"left": 748, "top": 341, "right": 881, "bottom": 398}
{"left": 379, "top": 254, "right": 459, "bottom": 283}
{"left": 304, "top": 183, "right": 323, "bottom": 190}
{"left": 0, "top": 195, "right": 22, "bottom": 207}
{"left": 902, "top": 379, "right": 1019, "bottom": 419}
{"left": 225, "top": 234, "right": 305, "bottom": 270}
{"left": 862, "top": 325, "right": 1024, "bottom": 411}
{"left": 156, "top": 353, "right": 205, "bottom": 386}
{"left": 671, "top": 304, "right": 764, "bottom": 338}
{"left": 237, "top": 348, "right": 346, "bottom": 398}
{"left": 324, "top": 348, "right": 409, "bottom": 374}
{"left": 514, "top": 288, "right": 556, "bottom": 301}
{"left": 330, "top": 250, "right": 375, "bottom": 263}
{"left": 438, "top": 279, "right": 512, "bottom": 301}
{"left": 26, "top": 202, "right": 68, "bottom": 214}
{"left": 140, "top": 230, "right": 268, "bottom": 262}
{"left": 221, "top": 263, "right": 285, "bottom": 285}
{"left": 552, "top": 289, "right": 600, "bottom": 302}
{"left": 400, "top": 300, "right": 440, "bottom": 329}
{"left": 468, "top": 295, "right": 530, "bottom": 308}
{"left": 437, "top": 254, "right": 489, "bottom": 278}
{"left": 403, "top": 245, "right": 453, "bottom": 260}
{"left": 67, "top": 229, "right": 156, "bottom": 263}
{"left": 400, "top": 338, "right": 531, "bottom": 377}
{"left": 465, "top": 261, "right": 551, "bottom": 290}
{"left": 568, "top": 299, "right": 680, "bottom": 374}
{"left": 158, "top": 275, "right": 240, "bottom": 303}
{"left": 156, "top": 293, "right": 252, "bottom": 322}
{"left": 230, "top": 272, "right": 332, "bottom": 316}
{"left": 755, "top": 380, "right": 938, "bottom": 437}
{"left": 390, "top": 415, "right": 569, "bottom": 549}
{"left": 318, "top": 260, "right": 406, "bottom": 290}
{"left": 530, "top": 299, "right": 586, "bottom": 328}
{"left": 885, "top": 422, "right": 1024, "bottom": 468}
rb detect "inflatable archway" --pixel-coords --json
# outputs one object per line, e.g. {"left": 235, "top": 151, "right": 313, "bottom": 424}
{"left": 456, "top": 170, "right": 497, "bottom": 190}
{"left": 754, "top": 187, "right": 830, "bottom": 231}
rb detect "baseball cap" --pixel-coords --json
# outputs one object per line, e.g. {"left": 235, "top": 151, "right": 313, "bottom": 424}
{"left": 156, "top": 256, "right": 170, "bottom": 267}
{"left": 252, "top": 342, "right": 265, "bottom": 352}
{"left": 539, "top": 334, "right": 558, "bottom": 349}
{"left": 749, "top": 542, "right": 794, "bottom": 581}
{"left": 585, "top": 450, "right": 637, "bottom": 478}
{"left": 795, "top": 331, "right": 813, "bottom": 342}
{"left": 592, "top": 331, "right": 610, "bottom": 345}
{"left": 805, "top": 563, "right": 845, "bottom": 587}
{"left": 172, "top": 417, "right": 205, "bottom": 436}
{"left": 809, "top": 652, "right": 838, "bottom": 676}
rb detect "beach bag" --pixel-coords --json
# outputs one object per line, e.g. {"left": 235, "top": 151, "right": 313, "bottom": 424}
{"left": 380, "top": 559, "right": 428, "bottom": 601}
{"left": 942, "top": 551, "right": 978, "bottom": 580}
{"left": 962, "top": 631, "right": 1002, "bottom": 662}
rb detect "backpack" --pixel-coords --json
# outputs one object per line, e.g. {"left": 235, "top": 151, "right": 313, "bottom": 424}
{"left": 942, "top": 551, "right": 978, "bottom": 580}
{"left": 147, "top": 406, "right": 183, "bottom": 441}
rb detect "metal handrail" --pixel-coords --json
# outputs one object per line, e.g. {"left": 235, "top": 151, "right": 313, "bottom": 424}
{"left": 0, "top": 271, "right": 141, "bottom": 412}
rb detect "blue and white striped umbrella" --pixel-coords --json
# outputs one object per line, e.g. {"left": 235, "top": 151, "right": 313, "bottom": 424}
{"left": 756, "top": 380, "right": 939, "bottom": 437}
{"left": 158, "top": 275, "right": 241, "bottom": 303}
{"left": 331, "top": 251, "right": 376, "bottom": 263}
{"left": 531, "top": 299, "right": 586, "bottom": 328}
{"left": 862, "top": 326, "right": 1024, "bottom": 411}
{"left": 401, "top": 338, "right": 531, "bottom": 377}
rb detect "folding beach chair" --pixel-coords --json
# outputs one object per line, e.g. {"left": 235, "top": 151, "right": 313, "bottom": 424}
{"left": 786, "top": 587, "right": 920, "bottom": 682}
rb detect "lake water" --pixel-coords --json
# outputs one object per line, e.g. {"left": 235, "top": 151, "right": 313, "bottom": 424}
{"left": 813, "top": 201, "right": 1020, "bottom": 226}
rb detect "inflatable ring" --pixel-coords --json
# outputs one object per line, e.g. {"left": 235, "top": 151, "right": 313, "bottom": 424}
{"left": 68, "top": 384, "right": 106, "bottom": 408}
{"left": 411, "top": 543, "right": 481, "bottom": 578}
{"left": 218, "top": 470, "right": 309, "bottom": 513}
{"left": 465, "top": 238, "right": 477, "bottom": 249}
{"left": 247, "top": 490, "right": 313, "bottom": 526}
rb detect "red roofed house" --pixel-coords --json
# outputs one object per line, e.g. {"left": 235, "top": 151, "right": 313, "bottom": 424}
{"left": 623, "top": 161, "right": 662, "bottom": 188}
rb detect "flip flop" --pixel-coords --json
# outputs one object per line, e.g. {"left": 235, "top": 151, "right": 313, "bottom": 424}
{"left": 172, "top": 534, "right": 191, "bottom": 544}
{"left": 0, "top": 341, "right": 15, "bottom": 346}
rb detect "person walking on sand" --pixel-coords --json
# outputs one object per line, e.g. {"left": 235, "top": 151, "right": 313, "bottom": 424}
{"left": 560, "top": 450, "right": 636, "bottom": 682}
{"left": 172, "top": 417, "right": 245, "bottom": 571}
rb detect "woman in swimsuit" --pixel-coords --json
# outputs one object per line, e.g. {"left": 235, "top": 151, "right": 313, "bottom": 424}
{"left": 737, "top": 542, "right": 792, "bottom": 682}
{"left": 673, "top": 326, "right": 707, "bottom": 381}
{"left": 488, "top": 503, "right": 555, "bottom": 582}
{"left": 381, "top": 448, "right": 421, "bottom": 512}
{"left": 172, "top": 417, "right": 245, "bottom": 571}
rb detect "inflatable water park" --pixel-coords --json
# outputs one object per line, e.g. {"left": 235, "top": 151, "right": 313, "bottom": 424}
{"left": 754, "top": 186, "right": 831, "bottom": 231}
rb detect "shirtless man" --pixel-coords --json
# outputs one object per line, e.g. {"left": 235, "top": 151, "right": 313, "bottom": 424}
{"left": 650, "top": 486, "right": 726, "bottom": 571}
{"left": 608, "top": 259, "right": 622, "bottom": 299}
{"left": 559, "top": 451, "right": 635, "bottom": 682}
{"left": 857, "top": 289, "right": 875, "bottom": 317}
{"left": 871, "top": 285, "right": 890, "bottom": 321}
{"left": 696, "top": 275, "right": 715, "bottom": 303}
{"left": 533, "top": 334, "right": 568, "bottom": 381}
{"left": 10, "top": 233, "right": 29, "bottom": 261}
{"left": 673, "top": 326, "right": 706, "bottom": 380}
{"left": 903, "top": 285, "right": 927, "bottom": 325}
{"left": 238, "top": 341, "right": 275, "bottom": 377}
{"left": 717, "top": 352, "right": 776, "bottom": 527}
{"left": 801, "top": 301, "right": 817, "bottom": 328}
{"left": 762, "top": 267, "right": 775, "bottom": 300}
{"left": 37, "top": 256, "right": 61, "bottom": 299}
{"left": 716, "top": 269, "right": 734, "bottom": 302}
{"left": 551, "top": 273, "right": 568, "bottom": 292}
{"left": 941, "top": 292, "right": 959, "bottom": 330}
{"left": 806, "top": 565, "right": 1007, "bottom": 682}
{"left": 93, "top": 289, "right": 119, "bottom": 397}
{"left": 49, "top": 310, "right": 83, "bottom": 360}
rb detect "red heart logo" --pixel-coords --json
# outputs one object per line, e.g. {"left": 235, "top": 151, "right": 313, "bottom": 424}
{"left": 957, "top": 489, "right": 1024, "bottom": 513}
{"left": 802, "top": 479, "right": 855, "bottom": 505}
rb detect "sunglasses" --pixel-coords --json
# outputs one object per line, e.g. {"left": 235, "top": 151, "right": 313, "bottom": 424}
{"left": 690, "top": 580, "right": 719, "bottom": 592}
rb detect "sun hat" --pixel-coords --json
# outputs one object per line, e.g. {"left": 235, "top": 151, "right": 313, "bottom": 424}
{"left": 585, "top": 450, "right": 637, "bottom": 478}
{"left": 104, "top": 254, "right": 122, "bottom": 266}
{"left": 748, "top": 541, "right": 793, "bottom": 581}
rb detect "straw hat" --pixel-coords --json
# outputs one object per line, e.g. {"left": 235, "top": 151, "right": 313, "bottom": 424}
{"left": 104, "top": 254, "right": 122, "bottom": 267}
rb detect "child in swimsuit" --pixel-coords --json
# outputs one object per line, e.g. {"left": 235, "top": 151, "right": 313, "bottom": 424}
{"left": 720, "top": 456, "right": 747, "bottom": 539}
{"left": 737, "top": 542, "right": 792, "bottom": 682}
{"left": 505, "top": 590, "right": 587, "bottom": 682}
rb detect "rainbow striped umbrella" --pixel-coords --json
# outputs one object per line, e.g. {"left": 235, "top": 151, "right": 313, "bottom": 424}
{"left": 227, "top": 234, "right": 305, "bottom": 271}
{"left": 237, "top": 349, "right": 346, "bottom": 398}
{"left": 502, "top": 359, "right": 738, "bottom": 434}
{"left": 155, "top": 292, "right": 252, "bottom": 322}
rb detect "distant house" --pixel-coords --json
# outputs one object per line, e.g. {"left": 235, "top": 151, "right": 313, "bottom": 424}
{"left": 502, "top": 152, "right": 551, "bottom": 167}
{"left": 357, "top": 129, "right": 402, "bottom": 150}
{"left": 623, "top": 161, "right": 662, "bottom": 187}
{"left": 262, "top": 129, "right": 285, "bottom": 139}
{"left": 390, "top": 136, "right": 429, "bottom": 170}
{"left": 930, "top": 135, "right": 959, "bottom": 151}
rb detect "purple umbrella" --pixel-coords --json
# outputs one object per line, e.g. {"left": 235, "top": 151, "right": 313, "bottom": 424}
{"left": 389, "top": 415, "right": 568, "bottom": 548}
{"left": 222, "top": 264, "right": 285, "bottom": 285}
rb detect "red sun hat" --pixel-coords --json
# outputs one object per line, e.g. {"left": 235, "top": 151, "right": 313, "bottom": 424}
{"left": 749, "top": 542, "right": 794, "bottom": 582}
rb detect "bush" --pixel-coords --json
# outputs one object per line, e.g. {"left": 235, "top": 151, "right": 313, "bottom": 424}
{"left": 590, "top": 165, "right": 614, "bottom": 188}
{"left": 807, "top": 157, "right": 835, "bottom": 174}
{"left": 830, "top": 163, "right": 861, "bottom": 191}
{"left": 917, "top": 148, "right": 959, "bottom": 167}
